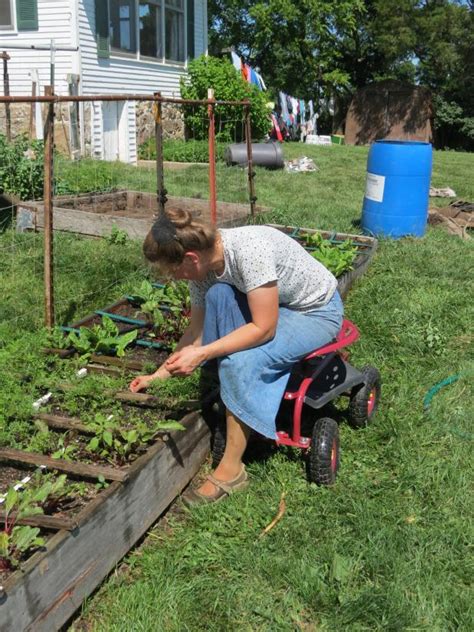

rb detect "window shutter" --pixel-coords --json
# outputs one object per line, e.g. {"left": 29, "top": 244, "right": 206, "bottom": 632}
{"left": 187, "top": 0, "right": 194, "bottom": 60}
{"left": 95, "top": 0, "right": 110, "bottom": 59}
{"left": 17, "top": 0, "right": 38, "bottom": 31}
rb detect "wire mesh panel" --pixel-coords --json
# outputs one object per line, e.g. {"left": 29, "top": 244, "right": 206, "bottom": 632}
{"left": 0, "top": 93, "right": 253, "bottom": 331}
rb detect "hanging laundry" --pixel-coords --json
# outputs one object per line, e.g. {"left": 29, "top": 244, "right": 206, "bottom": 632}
{"left": 270, "top": 114, "right": 284, "bottom": 142}
{"left": 250, "top": 68, "right": 260, "bottom": 88}
{"left": 256, "top": 72, "right": 267, "bottom": 91}
{"left": 279, "top": 91, "right": 291, "bottom": 126}
{"left": 231, "top": 51, "right": 242, "bottom": 73}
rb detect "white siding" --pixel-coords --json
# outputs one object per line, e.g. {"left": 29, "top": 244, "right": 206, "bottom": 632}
{"left": 126, "top": 100, "right": 137, "bottom": 163}
{"left": 0, "top": 0, "right": 76, "bottom": 96}
{"left": 79, "top": 0, "right": 207, "bottom": 96}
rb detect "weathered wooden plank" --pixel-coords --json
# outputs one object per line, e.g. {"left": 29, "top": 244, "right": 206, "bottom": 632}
{"left": 86, "top": 363, "right": 123, "bottom": 377}
{"left": 18, "top": 192, "right": 272, "bottom": 240}
{"left": 0, "top": 512, "right": 76, "bottom": 532}
{"left": 41, "top": 347, "right": 75, "bottom": 359}
{"left": 89, "top": 354, "right": 146, "bottom": 371}
{"left": 24, "top": 204, "right": 153, "bottom": 240}
{"left": 0, "top": 449, "right": 127, "bottom": 483}
{"left": 34, "top": 413, "right": 92, "bottom": 435}
{"left": 0, "top": 412, "right": 211, "bottom": 632}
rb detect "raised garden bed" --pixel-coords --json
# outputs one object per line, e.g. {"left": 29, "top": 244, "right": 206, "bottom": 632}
{"left": 269, "top": 224, "right": 378, "bottom": 299}
{"left": 0, "top": 406, "right": 210, "bottom": 631}
{"left": 16, "top": 190, "right": 271, "bottom": 238}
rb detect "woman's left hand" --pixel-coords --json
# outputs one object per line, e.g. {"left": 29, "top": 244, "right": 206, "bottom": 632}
{"left": 165, "top": 345, "right": 207, "bottom": 376}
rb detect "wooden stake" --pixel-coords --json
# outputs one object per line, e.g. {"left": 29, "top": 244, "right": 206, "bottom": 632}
{"left": 245, "top": 103, "right": 257, "bottom": 217}
{"left": 208, "top": 88, "right": 217, "bottom": 224}
{"left": 29, "top": 81, "right": 36, "bottom": 140}
{"left": 154, "top": 91, "right": 167, "bottom": 215}
{"left": 259, "top": 491, "right": 287, "bottom": 538}
{"left": 2, "top": 51, "right": 11, "bottom": 142}
{"left": 43, "top": 85, "right": 55, "bottom": 328}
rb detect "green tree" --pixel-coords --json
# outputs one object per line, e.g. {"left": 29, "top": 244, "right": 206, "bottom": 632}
{"left": 209, "top": 0, "right": 473, "bottom": 148}
{"left": 209, "top": 0, "right": 365, "bottom": 99}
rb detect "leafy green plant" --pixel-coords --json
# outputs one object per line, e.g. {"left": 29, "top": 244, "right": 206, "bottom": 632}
{"left": 107, "top": 225, "right": 129, "bottom": 246}
{"left": 85, "top": 413, "right": 184, "bottom": 464}
{"left": 138, "top": 138, "right": 228, "bottom": 162}
{"left": 130, "top": 281, "right": 190, "bottom": 344}
{"left": 66, "top": 316, "right": 137, "bottom": 359}
{"left": 0, "top": 473, "right": 66, "bottom": 571}
{"left": 300, "top": 233, "right": 358, "bottom": 277}
{"left": 180, "top": 55, "right": 270, "bottom": 142}
{"left": 0, "top": 134, "right": 44, "bottom": 200}
{"left": 51, "top": 435, "right": 78, "bottom": 461}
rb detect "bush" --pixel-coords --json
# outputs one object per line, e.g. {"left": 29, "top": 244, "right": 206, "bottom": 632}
{"left": 138, "top": 138, "right": 227, "bottom": 162}
{"left": 0, "top": 135, "right": 44, "bottom": 200}
{"left": 180, "top": 55, "right": 271, "bottom": 143}
{"left": 433, "top": 96, "right": 474, "bottom": 151}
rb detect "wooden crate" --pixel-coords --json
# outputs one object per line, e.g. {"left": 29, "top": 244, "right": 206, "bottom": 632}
{"left": 0, "top": 411, "right": 210, "bottom": 632}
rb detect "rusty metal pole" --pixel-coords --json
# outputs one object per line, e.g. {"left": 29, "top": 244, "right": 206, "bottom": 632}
{"left": 207, "top": 89, "right": 217, "bottom": 225}
{"left": 153, "top": 92, "right": 167, "bottom": 216}
{"left": 244, "top": 103, "right": 257, "bottom": 218}
{"left": 43, "top": 86, "right": 55, "bottom": 328}
{"left": 2, "top": 52, "right": 11, "bottom": 142}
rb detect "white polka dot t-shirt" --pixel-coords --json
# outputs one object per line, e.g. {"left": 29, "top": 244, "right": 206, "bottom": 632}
{"left": 189, "top": 226, "right": 338, "bottom": 312}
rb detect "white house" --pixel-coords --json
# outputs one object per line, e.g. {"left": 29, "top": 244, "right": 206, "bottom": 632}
{"left": 0, "top": 0, "right": 208, "bottom": 162}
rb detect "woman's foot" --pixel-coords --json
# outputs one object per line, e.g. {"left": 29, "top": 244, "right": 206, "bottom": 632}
{"left": 183, "top": 464, "right": 248, "bottom": 506}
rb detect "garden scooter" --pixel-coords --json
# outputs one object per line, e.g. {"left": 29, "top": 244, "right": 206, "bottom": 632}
{"left": 210, "top": 319, "right": 381, "bottom": 485}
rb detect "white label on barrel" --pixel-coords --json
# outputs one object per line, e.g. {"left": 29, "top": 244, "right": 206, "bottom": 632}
{"left": 365, "top": 172, "right": 385, "bottom": 202}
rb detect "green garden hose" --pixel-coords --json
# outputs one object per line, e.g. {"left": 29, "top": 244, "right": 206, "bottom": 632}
{"left": 423, "top": 373, "right": 473, "bottom": 440}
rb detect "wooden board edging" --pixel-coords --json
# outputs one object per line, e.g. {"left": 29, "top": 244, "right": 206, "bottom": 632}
{"left": 0, "top": 411, "right": 210, "bottom": 632}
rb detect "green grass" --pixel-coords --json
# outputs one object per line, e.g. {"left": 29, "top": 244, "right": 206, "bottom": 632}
{"left": 1, "top": 145, "right": 473, "bottom": 631}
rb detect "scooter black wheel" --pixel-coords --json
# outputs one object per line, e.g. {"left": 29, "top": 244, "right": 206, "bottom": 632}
{"left": 308, "top": 417, "right": 339, "bottom": 485}
{"left": 348, "top": 366, "right": 381, "bottom": 429}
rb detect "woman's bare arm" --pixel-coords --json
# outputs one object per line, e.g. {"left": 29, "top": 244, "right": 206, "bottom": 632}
{"left": 165, "top": 282, "right": 279, "bottom": 376}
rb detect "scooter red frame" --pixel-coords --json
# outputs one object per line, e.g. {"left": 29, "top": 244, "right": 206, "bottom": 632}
{"left": 276, "top": 319, "right": 367, "bottom": 448}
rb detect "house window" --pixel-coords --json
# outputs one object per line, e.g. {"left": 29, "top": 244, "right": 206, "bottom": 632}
{"left": 103, "top": 0, "right": 186, "bottom": 62}
{"left": 0, "top": 0, "right": 14, "bottom": 30}
{"left": 110, "top": 0, "right": 137, "bottom": 53}
{"left": 139, "top": 0, "right": 163, "bottom": 59}
{"left": 165, "top": 0, "right": 184, "bottom": 62}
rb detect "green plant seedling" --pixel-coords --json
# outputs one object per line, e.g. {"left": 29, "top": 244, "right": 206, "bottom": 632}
{"left": 51, "top": 435, "right": 78, "bottom": 461}
{"left": 301, "top": 232, "right": 358, "bottom": 277}
{"left": 0, "top": 473, "right": 66, "bottom": 570}
{"left": 66, "top": 316, "right": 137, "bottom": 359}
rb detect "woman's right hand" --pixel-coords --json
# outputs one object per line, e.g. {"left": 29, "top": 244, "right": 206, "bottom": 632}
{"left": 129, "top": 374, "right": 154, "bottom": 393}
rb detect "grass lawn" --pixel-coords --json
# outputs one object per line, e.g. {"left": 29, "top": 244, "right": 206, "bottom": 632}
{"left": 1, "top": 145, "right": 473, "bottom": 631}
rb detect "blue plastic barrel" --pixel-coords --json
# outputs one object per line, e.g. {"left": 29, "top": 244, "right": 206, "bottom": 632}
{"left": 361, "top": 140, "right": 433, "bottom": 238}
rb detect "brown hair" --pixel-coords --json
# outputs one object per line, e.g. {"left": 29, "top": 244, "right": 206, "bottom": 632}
{"left": 143, "top": 208, "right": 217, "bottom": 268}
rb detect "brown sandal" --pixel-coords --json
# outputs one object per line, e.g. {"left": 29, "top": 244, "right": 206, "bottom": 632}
{"left": 183, "top": 466, "right": 249, "bottom": 507}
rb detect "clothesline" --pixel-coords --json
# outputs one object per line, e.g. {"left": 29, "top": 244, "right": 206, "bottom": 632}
{"left": 228, "top": 51, "right": 320, "bottom": 142}
{"left": 231, "top": 51, "right": 267, "bottom": 92}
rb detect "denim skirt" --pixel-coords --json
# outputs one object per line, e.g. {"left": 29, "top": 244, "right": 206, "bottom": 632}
{"left": 201, "top": 283, "right": 344, "bottom": 439}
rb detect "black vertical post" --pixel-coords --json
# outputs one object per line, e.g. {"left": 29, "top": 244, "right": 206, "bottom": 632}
{"left": 244, "top": 103, "right": 256, "bottom": 217}
{"left": 154, "top": 92, "right": 167, "bottom": 215}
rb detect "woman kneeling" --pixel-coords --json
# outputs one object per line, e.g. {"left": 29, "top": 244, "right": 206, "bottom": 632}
{"left": 130, "top": 210, "right": 344, "bottom": 505}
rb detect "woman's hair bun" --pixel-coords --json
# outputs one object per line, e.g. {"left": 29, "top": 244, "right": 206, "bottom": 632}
{"left": 165, "top": 208, "right": 192, "bottom": 229}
